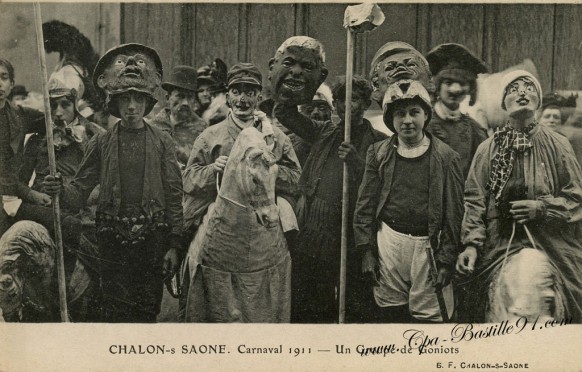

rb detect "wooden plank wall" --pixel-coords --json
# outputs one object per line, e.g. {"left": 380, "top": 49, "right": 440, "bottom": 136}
{"left": 0, "top": 3, "right": 120, "bottom": 93}
{"left": 121, "top": 3, "right": 582, "bottom": 96}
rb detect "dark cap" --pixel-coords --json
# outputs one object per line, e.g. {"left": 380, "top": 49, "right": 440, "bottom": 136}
{"left": 426, "top": 43, "right": 489, "bottom": 77}
{"left": 9, "top": 85, "right": 29, "bottom": 98}
{"left": 92, "top": 43, "right": 163, "bottom": 89}
{"left": 227, "top": 63, "right": 262, "bottom": 89}
{"left": 370, "top": 41, "right": 428, "bottom": 75}
{"left": 542, "top": 92, "right": 578, "bottom": 110}
{"left": 162, "top": 65, "right": 198, "bottom": 93}
{"left": 197, "top": 65, "right": 218, "bottom": 86}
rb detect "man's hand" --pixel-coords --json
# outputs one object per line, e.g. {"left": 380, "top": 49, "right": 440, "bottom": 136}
{"left": 212, "top": 155, "right": 229, "bottom": 174}
{"left": 163, "top": 247, "right": 180, "bottom": 280}
{"left": 456, "top": 247, "right": 477, "bottom": 275}
{"left": 175, "top": 146, "right": 191, "bottom": 166}
{"left": 435, "top": 267, "right": 451, "bottom": 290}
{"left": 362, "top": 249, "right": 379, "bottom": 285}
{"left": 26, "top": 190, "right": 52, "bottom": 207}
{"left": 509, "top": 200, "right": 544, "bottom": 224}
{"left": 338, "top": 142, "right": 363, "bottom": 167}
{"left": 42, "top": 173, "right": 63, "bottom": 195}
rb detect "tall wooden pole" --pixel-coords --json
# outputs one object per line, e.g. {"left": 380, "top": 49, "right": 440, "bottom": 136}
{"left": 339, "top": 29, "right": 354, "bottom": 324}
{"left": 339, "top": 3, "right": 384, "bottom": 324}
{"left": 33, "top": 2, "right": 69, "bottom": 322}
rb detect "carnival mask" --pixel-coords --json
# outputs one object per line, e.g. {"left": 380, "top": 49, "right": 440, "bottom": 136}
{"left": 371, "top": 51, "right": 432, "bottom": 103}
{"left": 503, "top": 78, "right": 540, "bottom": 118}
{"left": 97, "top": 51, "right": 161, "bottom": 95}
{"left": 268, "top": 45, "right": 328, "bottom": 106}
{"left": 227, "top": 84, "right": 262, "bottom": 121}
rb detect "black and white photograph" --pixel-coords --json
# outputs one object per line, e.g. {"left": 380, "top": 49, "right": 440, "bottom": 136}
{"left": 0, "top": 1, "right": 581, "bottom": 371}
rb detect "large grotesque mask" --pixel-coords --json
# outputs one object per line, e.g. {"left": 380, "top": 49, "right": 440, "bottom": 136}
{"left": 268, "top": 36, "right": 328, "bottom": 106}
{"left": 0, "top": 221, "right": 55, "bottom": 321}
{"left": 93, "top": 43, "right": 162, "bottom": 97}
{"left": 369, "top": 41, "right": 432, "bottom": 104}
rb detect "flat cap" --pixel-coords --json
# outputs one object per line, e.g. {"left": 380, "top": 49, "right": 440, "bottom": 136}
{"left": 227, "top": 63, "right": 262, "bottom": 88}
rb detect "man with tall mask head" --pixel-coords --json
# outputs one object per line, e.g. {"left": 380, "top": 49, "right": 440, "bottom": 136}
{"left": 43, "top": 43, "right": 184, "bottom": 323}
{"left": 274, "top": 75, "right": 388, "bottom": 323}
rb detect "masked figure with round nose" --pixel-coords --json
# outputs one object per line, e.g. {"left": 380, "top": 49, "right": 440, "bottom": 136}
{"left": 425, "top": 43, "right": 489, "bottom": 180}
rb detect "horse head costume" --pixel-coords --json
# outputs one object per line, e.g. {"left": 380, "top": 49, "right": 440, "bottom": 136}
{"left": 218, "top": 127, "right": 279, "bottom": 229}
{"left": 184, "top": 126, "right": 292, "bottom": 323}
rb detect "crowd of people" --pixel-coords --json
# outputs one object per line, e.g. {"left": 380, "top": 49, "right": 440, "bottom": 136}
{"left": 1, "top": 23, "right": 581, "bottom": 324}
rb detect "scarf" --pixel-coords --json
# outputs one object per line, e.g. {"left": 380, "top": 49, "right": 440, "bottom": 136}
{"left": 487, "top": 121, "right": 537, "bottom": 205}
{"left": 53, "top": 117, "right": 87, "bottom": 149}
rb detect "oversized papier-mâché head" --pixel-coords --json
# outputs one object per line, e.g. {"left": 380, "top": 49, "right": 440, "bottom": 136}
{"left": 93, "top": 43, "right": 163, "bottom": 117}
{"left": 268, "top": 36, "right": 328, "bottom": 106}
{"left": 369, "top": 41, "right": 432, "bottom": 104}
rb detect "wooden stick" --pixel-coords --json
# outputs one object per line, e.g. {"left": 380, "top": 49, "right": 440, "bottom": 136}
{"left": 33, "top": 2, "right": 69, "bottom": 322}
{"left": 426, "top": 243, "right": 449, "bottom": 322}
{"left": 339, "top": 29, "right": 354, "bottom": 324}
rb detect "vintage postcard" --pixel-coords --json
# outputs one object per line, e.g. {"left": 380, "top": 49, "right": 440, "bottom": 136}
{"left": 0, "top": 1, "right": 581, "bottom": 371}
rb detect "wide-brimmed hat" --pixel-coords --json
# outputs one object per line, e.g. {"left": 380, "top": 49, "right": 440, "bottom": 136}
{"left": 92, "top": 43, "right": 163, "bottom": 90}
{"left": 426, "top": 43, "right": 489, "bottom": 106}
{"left": 8, "top": 85, "right": 28, "bottom": 99}
{"left": 227, "top": 63, "right": 262, "bottom": 89}
{"left": 426, "top": 43, "right": 489, "bottom": 78}
{"left": 542, "top": 92, "right": 578, "bottom": 110}
{"left": 382, "top": 79, "right": 432, "bottom": 133}
{"left": 162, "top": 65, "right": 198, "bottom": 93}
